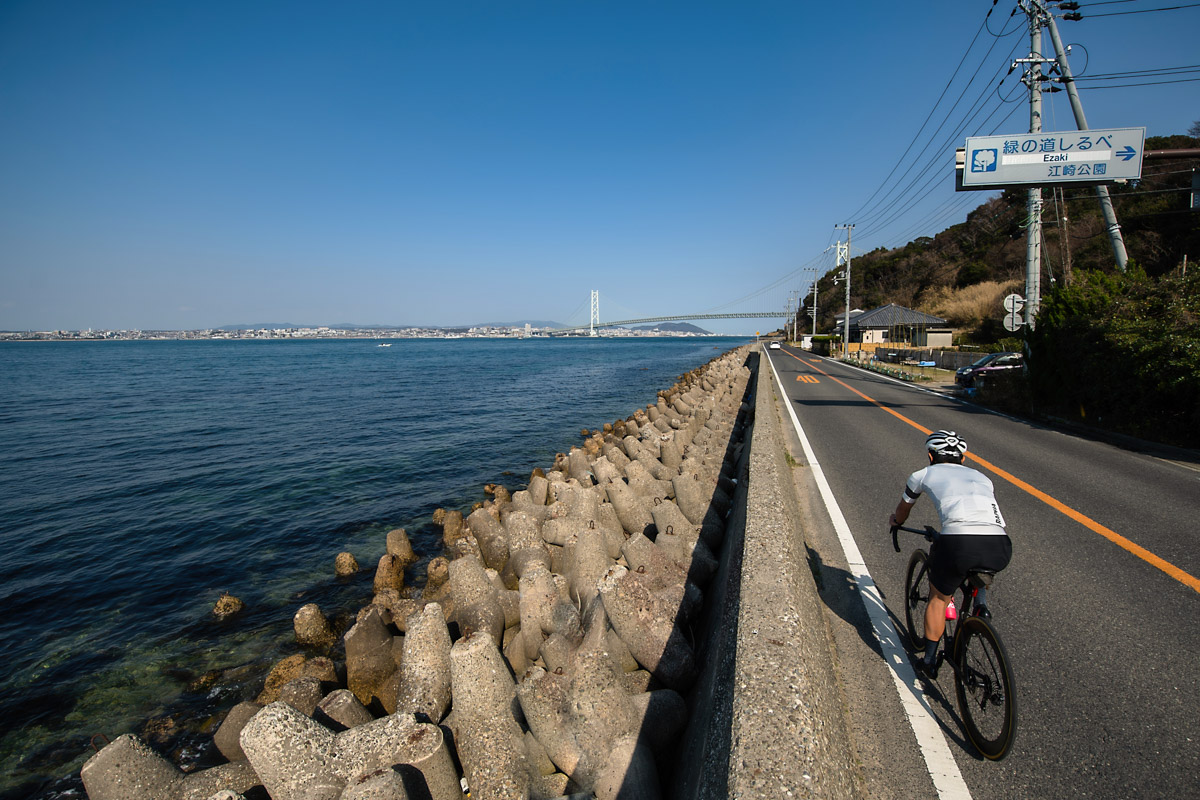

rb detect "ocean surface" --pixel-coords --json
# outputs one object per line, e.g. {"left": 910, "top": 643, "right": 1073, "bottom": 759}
{"left": 0, "top": 336, "right": 749, "bottom": 798}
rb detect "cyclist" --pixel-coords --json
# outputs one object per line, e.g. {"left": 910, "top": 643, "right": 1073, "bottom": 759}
{"left": 890, "top": 430, "right": 1012, "bottom": 678}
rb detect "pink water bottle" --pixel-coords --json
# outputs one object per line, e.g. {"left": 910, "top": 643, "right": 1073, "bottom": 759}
{"left": 945, "top": 599, "right": 957, "bottom": 620}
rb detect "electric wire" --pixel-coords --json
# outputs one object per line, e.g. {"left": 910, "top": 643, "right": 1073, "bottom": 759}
{"left": 1070, "top": 76, "right": 1200, "bottom": 88}
{"left": 851, "top": 34, "right": 1027, "bottom": 235}
{"left": 843, "top": 0, "right": 1011, "bottom": 222}
{"left": 853, "top": 86, "right": 1024, "bottom": 248}
{"left": 666, "top": 0, "right": 1196, "bottom": 323}
{"left": 701, "top": 250, "right": 832, "bottom": 314}
{"left": 1073, "top": 64, "right": 1200, "bottom": 78}
{"left": 849, "top": 24, "right": 1025, "bottom": 231}
{"left": 1066, "top": 185, "right": 1195, "bottom": 198}
{"left": 726, "top": 2, "right": 1028, "bottom": 311}
{"left": 858, "top": 35, "right": 1029, "bottom": 241}
{"left": 887, "top": 192, "right": 985, "bottom": 250}
{"left": 1137, "top": 166, "right": 1200, "bottom": 177}
{"left": 1074, "top": 2, "right": 1200, "bottom": 16}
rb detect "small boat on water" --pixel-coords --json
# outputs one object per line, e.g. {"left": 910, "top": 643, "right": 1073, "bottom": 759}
{"left": 377, "top": 343, "right": 392, "bottom": 347}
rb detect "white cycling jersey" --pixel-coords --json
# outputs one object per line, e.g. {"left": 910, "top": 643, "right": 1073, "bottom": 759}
{"left": 902, "top": 463, "right": 1006, "bottom": 535}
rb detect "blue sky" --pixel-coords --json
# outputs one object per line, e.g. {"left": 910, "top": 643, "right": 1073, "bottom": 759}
{"left": 2, "top": 1, "right": 1196, "bottom": 334}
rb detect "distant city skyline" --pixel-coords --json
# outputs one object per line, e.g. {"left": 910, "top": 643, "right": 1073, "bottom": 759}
{"left": 1, "top": 319, "right": 724, "bottom": 341}
{"left": 2, "top": 1, "right": 1196, "bottom": 335}
{"left": 0, "top": 318, "right": 728, "bottom": 334}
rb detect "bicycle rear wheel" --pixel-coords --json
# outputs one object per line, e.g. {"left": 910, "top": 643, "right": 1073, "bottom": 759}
{"left": 954, "top": 616, "right": 1017, "bottom": 760}
{"left": 903, "top": 550, "right": 929, "bottom": 650}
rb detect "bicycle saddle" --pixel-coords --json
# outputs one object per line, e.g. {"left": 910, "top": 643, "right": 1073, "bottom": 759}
{"left": 967, "top": 571, "right": 995, "bottom": 588}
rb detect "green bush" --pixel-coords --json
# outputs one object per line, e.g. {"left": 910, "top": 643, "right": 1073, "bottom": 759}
{"left": 1027, "top": 268, "right": 1200, "bottom": 446}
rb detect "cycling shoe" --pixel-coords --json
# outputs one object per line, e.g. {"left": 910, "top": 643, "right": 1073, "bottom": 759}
{"left": 914, "top": 652, "right": 943, "bottom": 680}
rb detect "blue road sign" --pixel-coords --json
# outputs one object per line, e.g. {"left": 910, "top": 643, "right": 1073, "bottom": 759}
{"left": 960, "top": 127, "right": 1145, "bottom": 188}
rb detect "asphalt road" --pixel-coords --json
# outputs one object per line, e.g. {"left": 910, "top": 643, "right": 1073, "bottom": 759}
{"left": 764, "top": 345, "right": 1200, "bottom": 800}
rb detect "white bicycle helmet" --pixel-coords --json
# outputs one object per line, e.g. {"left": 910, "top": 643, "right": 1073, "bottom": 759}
{"left": 926, "top": 429, "right": 967, "bottom": 459}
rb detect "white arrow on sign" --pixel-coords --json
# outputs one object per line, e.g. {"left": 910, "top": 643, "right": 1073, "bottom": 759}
{"left": 962, "top": 127, "right": 1145, "bottom": 188}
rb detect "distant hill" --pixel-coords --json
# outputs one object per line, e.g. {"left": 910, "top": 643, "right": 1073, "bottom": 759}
{"left": 625, "top": 322, "right": 713, "bottom": 334}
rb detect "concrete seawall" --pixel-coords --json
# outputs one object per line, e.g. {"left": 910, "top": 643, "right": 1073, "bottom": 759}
{"left": 81, "top": 343, "right": 859, "bottom": 800}
{"left": 674, "top": 347, "right": 857, "bottom": 798}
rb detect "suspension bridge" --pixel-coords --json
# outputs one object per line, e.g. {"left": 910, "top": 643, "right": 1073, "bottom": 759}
{"left": 546, "top": 291, "right": 790, "bottom": 336}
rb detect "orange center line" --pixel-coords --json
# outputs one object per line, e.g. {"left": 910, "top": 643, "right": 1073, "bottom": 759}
{"left": 775, "top": 350, "right": 1200, "bottom": 594}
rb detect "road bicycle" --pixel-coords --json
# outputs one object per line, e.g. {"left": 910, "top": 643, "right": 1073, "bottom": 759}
{"left": 892, "top": 524, "right": 1017, "bottom": 760}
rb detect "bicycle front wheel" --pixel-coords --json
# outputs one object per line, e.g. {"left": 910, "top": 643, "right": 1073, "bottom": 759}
{"left": 903, "top": 550, "right": 929, "bottom": 650}
{"left": 954, "top": 616, "right": 1017, "bottom": 760}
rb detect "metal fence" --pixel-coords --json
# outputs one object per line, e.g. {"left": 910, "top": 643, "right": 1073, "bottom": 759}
{"left": 871, "top": 348, "right": 988, "bottom": 371}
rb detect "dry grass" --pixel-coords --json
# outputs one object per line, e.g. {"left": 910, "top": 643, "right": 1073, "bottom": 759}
{"left": 920, "top": 280, "right": 1021, "bottom": 327}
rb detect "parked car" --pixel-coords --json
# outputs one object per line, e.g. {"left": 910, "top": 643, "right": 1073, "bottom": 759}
{"left": 769, "top": 341, "right": 781, "bottom": 350}
{"left": 955, "top": 351, "right": 1023, "bottom": 387}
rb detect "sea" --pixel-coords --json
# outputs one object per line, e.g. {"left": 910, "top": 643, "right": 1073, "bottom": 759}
{"left": 0, "top": 335, "right": 749, "bottom": 798}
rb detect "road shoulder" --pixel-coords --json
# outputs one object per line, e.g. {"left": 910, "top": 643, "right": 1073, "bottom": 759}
{"left": 767, "top": 350, "right": 942, "bottom": 800}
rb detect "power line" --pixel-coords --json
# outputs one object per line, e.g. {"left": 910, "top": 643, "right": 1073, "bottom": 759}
{"left": 852, "top": 34, "right": 1027, "bottom": 234}
{"left": 1074, "top": 2, "right": 1200, "bottom": 16}
{"left": 1065, "top": 185, "right": 1195, "bottom": 199}
{"left": 854, "top": 89, "right": 1023, "bottom": 245}
{"left": 844, "top": 1, "right": 1023, "bottom": 224}
{"left": 888, "top": 192, "right": 985, "bottom": 250}
{"left": 850, "top": 44, "right": 1020, "bottom": 231}
{"left": 844, "top": 0, "right": 1008, "bottom": 221}
{"left": 731, "top": 4, "right": 1026, "bottom": 308}
{"left": 1139, "top": 166, "right": 1200, "bottom": 178}
{"left": 691, "top": 0, "right": 1198, "bottom": 321}
{"left": 701, "top": 251, "right": 831, "bottom": 314}
{"left": 1070, "top": 76, "right": 1200, "bottom": 88}
{"left": 1074, "top": 64, "right": 1200, "bottom": 78}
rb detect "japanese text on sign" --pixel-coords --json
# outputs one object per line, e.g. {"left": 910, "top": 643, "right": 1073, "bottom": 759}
{"left": 959, "top": 127, "right": 1144, "bottom": 188}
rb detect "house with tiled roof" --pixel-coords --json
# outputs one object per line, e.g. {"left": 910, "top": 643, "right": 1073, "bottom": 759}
{"left": 833, "top": 303, "right": 953, "bottom": 347}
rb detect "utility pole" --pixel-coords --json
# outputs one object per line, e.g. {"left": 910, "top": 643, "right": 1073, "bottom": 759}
{"left": 1011, "top": 0, "right": 1131, "bottom": 327}
{"left": 786, "top": 293, "right": 794, "bottom": 342}
{"left": 1016, "top": 5, "right": 1046, "bottom": 329}
{"left": 789, "top": 290, "right": 800, "bottom": 342}
{"left": 810, "top": 270, "right": 819, "bottom": 336}
{"left": 1043, "top": 2, "right": 1129, "bottom": 271}
{"left": 834, "top": 224, "right": 853, "bottom": 356}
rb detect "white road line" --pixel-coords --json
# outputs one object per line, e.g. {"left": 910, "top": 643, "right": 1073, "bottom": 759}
{"left": 768, "top": 352, "right": 973, "bottom": 800}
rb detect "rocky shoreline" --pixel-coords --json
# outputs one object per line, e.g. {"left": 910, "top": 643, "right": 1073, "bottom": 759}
{"left": 81, "top": 345, "right": 755, "bottom": 800}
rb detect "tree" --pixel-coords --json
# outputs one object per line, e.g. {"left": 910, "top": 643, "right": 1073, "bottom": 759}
{"left": 1026, "top": 268, "right": 1200, "bottom": 446}
{"left": 1189, "top": 119, "right": 1200, "bottom": 138}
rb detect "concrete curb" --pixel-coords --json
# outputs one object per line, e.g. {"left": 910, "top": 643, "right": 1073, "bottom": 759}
{"left": 675, "top": 347, "right": 857, "bottom": 799}
{"left": 727, "top": 345, "right": 857, "bottom": 798}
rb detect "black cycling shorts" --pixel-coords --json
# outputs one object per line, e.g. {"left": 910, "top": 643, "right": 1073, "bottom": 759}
{"left": 927, "top": 534, "right": 1012, "bottom": 596}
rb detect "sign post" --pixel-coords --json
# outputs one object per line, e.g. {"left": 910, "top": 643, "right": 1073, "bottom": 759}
{"left": 1003, "top": 294, "right": 1026, "bottom": 333}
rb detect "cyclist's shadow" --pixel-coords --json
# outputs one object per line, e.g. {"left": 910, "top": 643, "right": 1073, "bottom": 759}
{"left": 805, "top": 544, "right": 986, "bottom": 761}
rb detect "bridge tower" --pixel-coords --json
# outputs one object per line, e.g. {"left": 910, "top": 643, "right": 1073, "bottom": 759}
{"left": 590, "top": 290, "right": 600, "bottom": 337}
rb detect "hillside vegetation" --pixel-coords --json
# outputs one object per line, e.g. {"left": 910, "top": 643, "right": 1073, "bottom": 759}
{"left": 801, "top": 134, "right": 1200, "bottom": 447}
